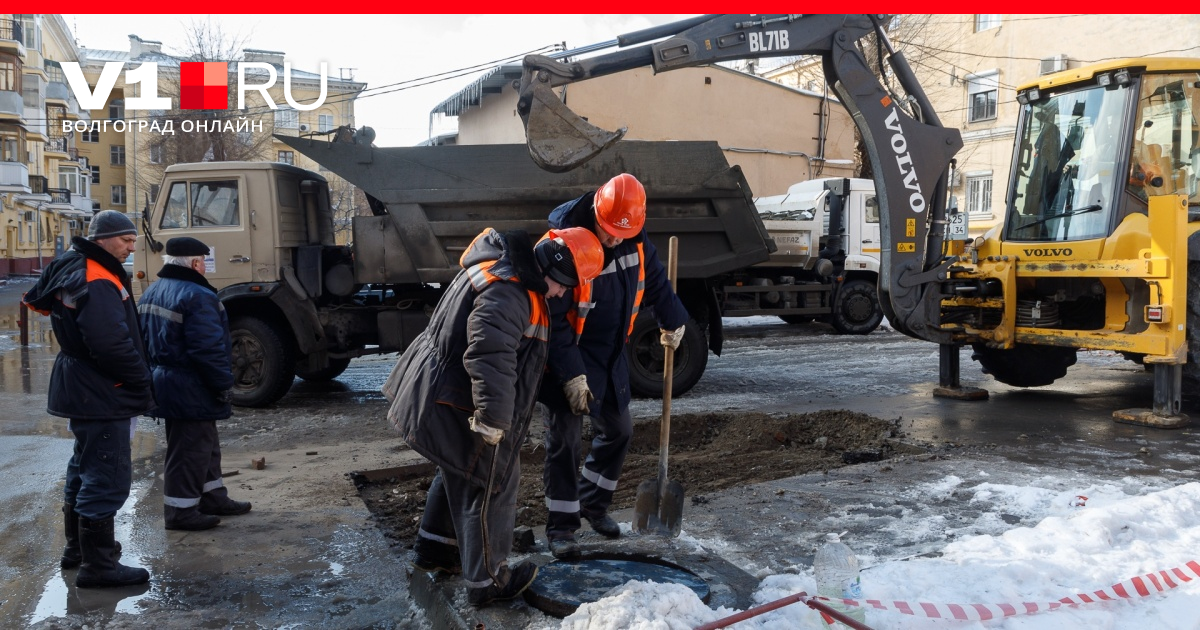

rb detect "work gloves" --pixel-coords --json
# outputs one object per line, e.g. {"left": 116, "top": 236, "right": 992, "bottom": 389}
{"left": 468, "top": 412, "right": 504, "bottom": 445}
{"left": 660, "top": 324, "right": 686, "bottom": 350}
{"left": 563, "top": 374, "right": 594, "bottom": 416}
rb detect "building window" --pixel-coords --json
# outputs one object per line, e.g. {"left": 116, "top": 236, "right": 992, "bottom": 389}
{"left": 110, "top": 145, "right": 125, "bottom": 166}
{"left": 108, "top": 99, "right": 124, "bottom": 121}
{"left": 975, "top": 15, "right": 1001, "bottom": 32}
{"left": 318, "top": 114, "right": 334, "bottom": 132}
{"left": 274, "top": 108, "right": 298, "bottom": 129}
{"left": 149, "top": 143, "right": 162, "bottom": 164}
{"left": 278, "top": 150, "right": 294, "bottom": 165}
{"left": 81, "top": 128, "right": 99, "bottom": 143}
{"left": 59, "top": 166, "right": 82, "bottom": 196}
{"left": 0, "top": 58, "right": 19, "bottom": 92}
{"left": 966, "top": 174, "right": 992, "bottom": 215}
{"left": 90, "top": 165, "right": 100, "bottom": 184}
{"left": 19, "top": 15, "right": 39, "bottom": 50}
{"left": 967, "top": 71, "right": 998, "bottom": 123}
{"left": 111, "top": 185, "right": 126, "bottom": 205}
{"left": 149, "top": 184, "right": 160, "bottom": 204}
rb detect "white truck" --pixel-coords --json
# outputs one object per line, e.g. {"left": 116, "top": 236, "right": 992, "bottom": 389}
{"left": 719, "top": 177, "right": 884, "bottom": 334}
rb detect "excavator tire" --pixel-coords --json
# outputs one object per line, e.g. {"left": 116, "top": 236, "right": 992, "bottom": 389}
{"left": 830, "top": 279, "right": 884, "bottom": 335}
{"left": 295, "top": 356, "right": 352, "bottom": 382}
{"left": 970, "top": 342, "right": 1078, "bottom": 388}
{"left": 1185, "top": 260, "right": 1200, "bottom": 386}
{"left": 230, "top": 316, "right": 296, "bottom": 407}
{"left": 626, "top": 314, "right": 707, "bottom": 399}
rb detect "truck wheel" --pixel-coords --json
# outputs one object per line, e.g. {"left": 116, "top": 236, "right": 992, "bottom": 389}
{"left": 230, "top": 317, "right": 296, "bottom": 407}
{"left": 970, "top": 342, "right": 1077, "bottom": 388}
{"left": 295, "top": 356, "right": 352, "bottom": 382}
{"left": 831, "top": 279, "right": 883, "bottom": 335}
{"left": 1184, "top": 260, "right": 1200, "bottom": 386}
{"left": 626, "top": 315, "right": 708, "bottom": 398}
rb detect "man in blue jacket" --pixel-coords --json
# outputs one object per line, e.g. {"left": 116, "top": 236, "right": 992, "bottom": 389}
{"left": 139, "top": 237, "right": 250, "bottom": 531}
{"left": 23, "top": 210, "right": 154, "bottom": 588}
{"left": 541, "top": 173, "right": 690, "bottom": 559}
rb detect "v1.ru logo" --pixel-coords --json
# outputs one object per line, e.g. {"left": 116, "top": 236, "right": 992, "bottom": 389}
{"left": 180, "top": 62, "right": 228, "bottom": 110}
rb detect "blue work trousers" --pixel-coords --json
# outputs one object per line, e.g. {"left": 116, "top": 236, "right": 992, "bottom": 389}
{"left": 63, "top": 418, "right": 133, "bottom": 521}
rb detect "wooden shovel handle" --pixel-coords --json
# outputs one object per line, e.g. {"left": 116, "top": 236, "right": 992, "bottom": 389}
{"left": 658, "top": 236, "right": 678, "bottom": 502}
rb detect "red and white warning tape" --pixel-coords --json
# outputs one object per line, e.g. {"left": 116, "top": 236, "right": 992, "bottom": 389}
{"left": 817, "top": 560, "right": 1200, "bottom": 622}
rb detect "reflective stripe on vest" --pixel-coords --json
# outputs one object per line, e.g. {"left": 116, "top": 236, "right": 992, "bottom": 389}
{"left": 464, "top": 259, "right": 549, "bottom": 341}
{"left": 566, "top": 241, "right": 644, "bottom": 342}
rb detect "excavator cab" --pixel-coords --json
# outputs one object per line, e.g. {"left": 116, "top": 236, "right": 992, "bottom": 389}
{"left": 1005, "top": 64, "right": 1200, "bottom": 243}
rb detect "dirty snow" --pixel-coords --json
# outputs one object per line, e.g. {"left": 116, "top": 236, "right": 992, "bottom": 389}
{"left": 555, "top": 481, "right": 1200, "bottom": 629}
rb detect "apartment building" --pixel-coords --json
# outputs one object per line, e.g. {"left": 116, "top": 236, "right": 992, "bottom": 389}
{"left": 0, "top": 14, "right": 93, "bottom": 276}
{"left": 763, "top": 14, "right": 1200, "bottom": 236}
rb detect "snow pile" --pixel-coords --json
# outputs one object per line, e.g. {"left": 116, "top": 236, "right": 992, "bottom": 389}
{"left": 559, "top": 482, "right": 1200, "bottom": 629}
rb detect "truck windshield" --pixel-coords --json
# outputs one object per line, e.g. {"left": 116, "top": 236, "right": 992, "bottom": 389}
{"left": 1005, "top": 82, "right": 1131, "bottom": 242}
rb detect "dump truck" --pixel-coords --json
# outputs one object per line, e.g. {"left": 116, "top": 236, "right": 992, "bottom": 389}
{"left": 511, "top": 14, "right": 1197, "bottom": 426}
{"left": 130, "top": 140, "right": 775, "bottom": 406}
{"left": 726, "top": 177, "right": 883, "bottom": 334}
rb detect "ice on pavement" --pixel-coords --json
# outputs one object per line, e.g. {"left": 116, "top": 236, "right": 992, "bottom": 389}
{"left": 557, "top": 481, "right": 1200, "bottom": 629}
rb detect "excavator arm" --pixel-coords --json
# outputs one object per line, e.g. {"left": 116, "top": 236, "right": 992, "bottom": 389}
{"left": 517, "top": 14, "right": 964, "bottom": 342}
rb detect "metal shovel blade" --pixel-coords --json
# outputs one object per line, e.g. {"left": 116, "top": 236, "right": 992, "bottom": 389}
{"left": 633, "top": 476, "right": 685, "bottom": 536}
{"left": 523, "top": 80, "right": 626, "bottom": 173}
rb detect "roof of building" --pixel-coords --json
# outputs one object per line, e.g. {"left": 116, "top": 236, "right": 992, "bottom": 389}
{"left": 430, "top": 61, "right": 836, "bottom": 118}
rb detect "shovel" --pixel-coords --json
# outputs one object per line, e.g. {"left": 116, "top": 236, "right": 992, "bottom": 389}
{"left": 634, "top": 236, "right": 685, "bottom": 537}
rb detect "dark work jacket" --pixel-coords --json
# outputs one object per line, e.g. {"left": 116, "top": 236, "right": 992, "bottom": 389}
{"left": 23, "top": 237, "right": 155, "bottom": 420}
{"left": 382, "top": 229, "right": 550, "bottom": 492}
{"left": 138, "top": 263, "right": 234, "bottom": 421}
{"left": 542, "top": 192, "right": 689, "bottom": 412}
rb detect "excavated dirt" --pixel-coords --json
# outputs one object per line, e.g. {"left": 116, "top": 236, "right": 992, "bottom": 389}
{"left": 357, "top": 409, "right": 917, "bottom": 543}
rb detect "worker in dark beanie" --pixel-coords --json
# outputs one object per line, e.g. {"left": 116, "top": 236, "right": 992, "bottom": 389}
{"left": 139, "top": 236, "right": 249, "bottom": 531}
{"left": 88, "top": 209, "right": 138, "bottom": 241}
{"left": 22, "top": 209, "right": 153, "bottom": 588}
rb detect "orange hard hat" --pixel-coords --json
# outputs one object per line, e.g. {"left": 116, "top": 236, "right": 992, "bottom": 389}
{"left": 594, "top": 173, "right": 646, "bottom": 239}
{"left": 535, "top": 227, "right": 604, "bottom": 287}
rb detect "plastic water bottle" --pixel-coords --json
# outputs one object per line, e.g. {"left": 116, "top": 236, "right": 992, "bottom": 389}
{"left": 814, "top": 532, "right": 866, "bottom": 624}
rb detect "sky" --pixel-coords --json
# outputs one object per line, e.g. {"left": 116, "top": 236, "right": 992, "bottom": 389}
{"left": 541, "top": 479, "right": 1200, "bottom": 630}
{"left": 62, "top": 14, "right": 694, "bottom": 148}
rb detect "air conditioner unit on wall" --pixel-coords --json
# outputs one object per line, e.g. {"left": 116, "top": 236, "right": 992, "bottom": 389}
{"left": 1040, "top": 54, "right": 1068, "bottom": 76}
{"left": 298, "top": 123, "right": 310, "bottom": 132}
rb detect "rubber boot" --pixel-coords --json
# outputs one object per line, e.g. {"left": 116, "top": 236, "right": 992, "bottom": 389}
{"left": 198, "top": 495, "right": 252, "bottom": 516}
{"left": 164, "top": 506, "right": 221, "bottom": 531}
{"left": 76, "top": 516, "right": 149, "bottom": 588}
{"left": 61, "top": 503, "right": 121, "bottom": 569}
{"left": 60, "top": 502, "right": 82, "bottom": 569}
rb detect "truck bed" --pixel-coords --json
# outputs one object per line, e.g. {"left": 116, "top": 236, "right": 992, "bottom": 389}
{"left": 277, "top": 136, "right": 774, "bottom": 284}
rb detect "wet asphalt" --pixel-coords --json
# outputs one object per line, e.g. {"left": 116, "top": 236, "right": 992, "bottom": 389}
{"left": 2, "top": 276, "right": 1198, "bottom": 629}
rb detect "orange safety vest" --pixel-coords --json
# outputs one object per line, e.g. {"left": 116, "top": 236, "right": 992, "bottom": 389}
{"left": 566, "top": 241, "right": 644, "bottom": 342}
{"left": 464, "top": 259, "right": 549, "bottom": 342}
{"left": 24, "top": 258, "right": 128, "bottom": 315}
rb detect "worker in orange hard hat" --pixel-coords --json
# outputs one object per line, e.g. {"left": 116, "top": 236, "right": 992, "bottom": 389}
{"left": 383, "top": 226, "right": 601, "bottom": 607}
{"left": 539, "top": 172, "right": 690, "bottom": 560}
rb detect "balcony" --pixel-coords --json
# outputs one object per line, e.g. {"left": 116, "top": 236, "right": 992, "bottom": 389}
{"left": 23, "top": 105, "right": 45, "bottom": 138}
{"left": 29, "top": 174, "right": 46, "bottom": 194}
{"left": 45, "top": 79, "right": 69, "bottom": 105}
{"left": 70, "top": 191, "right": 93, "bottom": 214}
{"left": 0, "top": 90, "right": 21, "bottom": 121}
{"left": 0, "top": 17, "right": 24, "bottom": 55}
{"left": 47, "top": 187, "right": 70, "bottom": 205}
{"left": 0, "top": 160, "right": 28, "bottom": 190}
{"left": 45, "top": 135, "right": 68, "bottom": 157}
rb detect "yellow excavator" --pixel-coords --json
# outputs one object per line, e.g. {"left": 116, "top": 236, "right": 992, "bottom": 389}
{"left": 515, "top": 14, "right": 1198, "bottom": 427}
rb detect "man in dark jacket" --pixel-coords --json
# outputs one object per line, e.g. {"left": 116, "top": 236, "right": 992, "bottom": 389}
{"left": 383, "top": 227, "right": 602, "bottom": 607}
{"left": 138, "top": 236, "right": 249, "bottom": 531}
{"left": 541, "top": 173, "right": 690, "bottom": 559}
{"left": 23, "top": 210, "right": 154, "bottom": 588}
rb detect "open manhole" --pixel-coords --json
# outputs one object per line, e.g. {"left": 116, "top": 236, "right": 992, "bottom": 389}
{"left": 524, "top": 553, "right": 709, "bottom": 617}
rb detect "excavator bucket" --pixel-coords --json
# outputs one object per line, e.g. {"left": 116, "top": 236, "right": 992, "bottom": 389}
{"left": 522, "top": 79, "right": 626, "bottom": 172}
